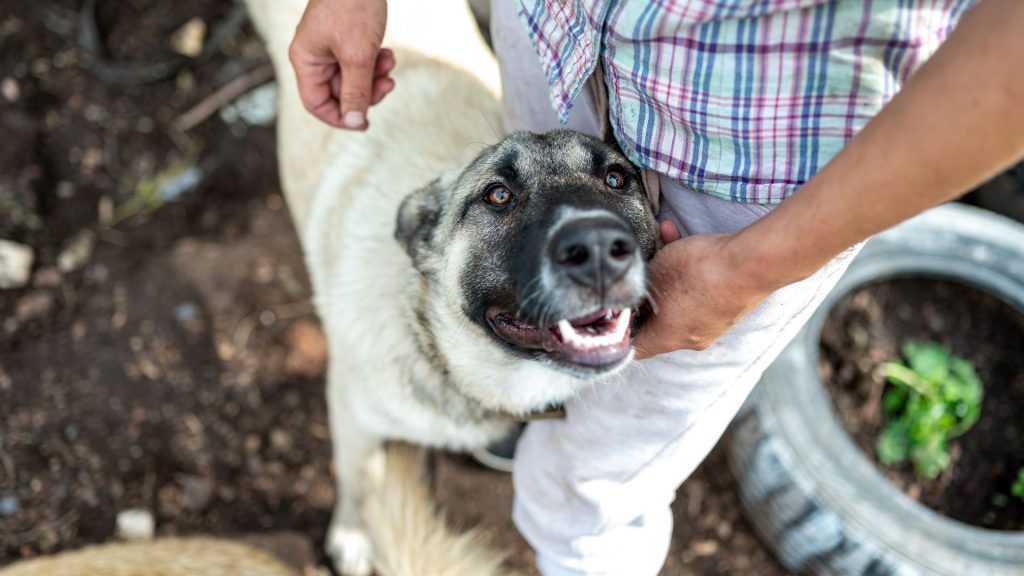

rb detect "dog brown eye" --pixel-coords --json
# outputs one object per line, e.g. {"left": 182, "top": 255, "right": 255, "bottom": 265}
{"left": 605, "top": 168, "right": 625, "bottom": 189}
{"left": 485, "top": 185, "right": 512, "bottom": 207}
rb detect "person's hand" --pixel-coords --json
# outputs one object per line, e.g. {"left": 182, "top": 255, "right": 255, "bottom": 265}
{"left": 289, "top": 0, "right": 395, "bottom": 130}
{"left": 633, "top": 222, "right": 775, "bottom": 359}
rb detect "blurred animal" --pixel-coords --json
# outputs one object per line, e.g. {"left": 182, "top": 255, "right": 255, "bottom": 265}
{"left": 245, "top": 1, "right": 659, "bottom": 574}
{"left": 0, "top": 538, "right": 298, "bottom": 576}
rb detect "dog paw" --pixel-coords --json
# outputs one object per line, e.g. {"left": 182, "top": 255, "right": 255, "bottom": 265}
{"left": 326, "top": 524, "right": 375, "bottom": 576}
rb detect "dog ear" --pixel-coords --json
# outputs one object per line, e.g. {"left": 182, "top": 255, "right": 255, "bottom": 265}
{"left": 395, "top": 176, "right": 447, "bottom": 265}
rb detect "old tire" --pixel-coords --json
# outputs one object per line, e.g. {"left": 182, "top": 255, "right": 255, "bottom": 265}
{"left": 727, "top": 203, "right": 1024, "bottom": 576}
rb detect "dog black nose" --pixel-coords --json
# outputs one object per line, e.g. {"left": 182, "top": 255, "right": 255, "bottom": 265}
{"left": 551, "top": 217, "right": 638, "bottom": 290}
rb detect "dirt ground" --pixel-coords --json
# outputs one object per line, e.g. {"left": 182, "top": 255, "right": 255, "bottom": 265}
{"left": 0, "top": 1, "right": 787, "bottom": 574}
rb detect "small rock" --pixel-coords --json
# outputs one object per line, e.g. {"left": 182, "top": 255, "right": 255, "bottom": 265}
{"left": 270, "top": 428, "right": 293, "bottom": 452}
{"left": 32, "top": 266, "right": 61, "bottom": 288}
{"left": 115, "top": 508, "right": 155, "bottom": 541}
{"left": 0, "top": 494, "right": 20, "bottom": 517}
{"left": 57, "top": 230, "right": 95, "bottom": 273}
{"left": 284, "top": 320, "right": 328, "bottom": 378}
{"left": 175, "top": 474, "right": 214, "bottom": 511}
{"left": 715, "top": 520, "right": 733, "bottom": 540}
{"left": 173, "top": 301, "right": 200, "bottom": 322}
{"left": 15, "top": 290, "right": 53, "bottom": 323}
{"left": 63, "top": 423, "right": 79, "bottom": 442}
{"left": 691, "top": 539, "right": 719, "bottom": 557}
{"left": 170, "top": 18, "right": 206, "bottom": 58}
{"left": 0, "top": 240, "right": 33, "bottom": 289}
{"left": 220, "top": 82, "right": 279, "bottom": 127}
{"left": 1, "top": 77, "right": 18, "bottom": 102}
{"left": 79, "top": 147, "right": 104, "bottom": 176}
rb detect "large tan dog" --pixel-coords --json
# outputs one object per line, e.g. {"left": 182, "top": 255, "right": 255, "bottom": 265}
{"left": 247, "top": 1, "right": 660, "bottom": 574}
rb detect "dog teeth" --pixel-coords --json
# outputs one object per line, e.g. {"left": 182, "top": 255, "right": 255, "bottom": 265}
{"left": 605, "top": 309, "right": 614, "bottom": 320}
{"left": 557, "top": 319, "right": 575, "bottom": 343}
{"left": 557, "top": 309, "right": 632, "bottom": 350}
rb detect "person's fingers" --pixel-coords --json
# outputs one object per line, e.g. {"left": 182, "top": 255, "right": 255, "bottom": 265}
{"left": 659, "top": 220, "right": 682, "bottom": 244}
{"left": 330, "top": 72, "right": 341, "bottom": 99}
{"left": 289, "top": 28, "right": 345, "bottom": 127}
{"left": 333, "top": 45, "right": 377, "bottom": 130}
{"left": 371, "top": 76, "right": 395, "bottom": 105}
{"left": 291, "top": 57, "right": 344, "bottom": 127}
{"left": 375, "top": 48, "right": 396, "bottom": 76}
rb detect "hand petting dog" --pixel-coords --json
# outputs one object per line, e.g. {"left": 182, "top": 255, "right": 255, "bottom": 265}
{"left": 633, "top": 221, "right": 772, "bottom": 359}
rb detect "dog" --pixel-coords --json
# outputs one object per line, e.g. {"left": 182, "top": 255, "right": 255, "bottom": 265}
{"left": 246, "top": 1, "right": 660, "bottom": 574}
{"left": 0, "top": 538, "right": 300, "bottom": 576}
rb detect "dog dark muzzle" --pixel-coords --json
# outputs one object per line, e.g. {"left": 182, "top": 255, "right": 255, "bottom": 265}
{"left": 487, "top": 209, "right": 647, "bottom": 370}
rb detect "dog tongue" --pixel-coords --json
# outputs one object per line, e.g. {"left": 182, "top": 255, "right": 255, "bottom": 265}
{"left": 568, "top": 308, "right": 613, "bottom": 327}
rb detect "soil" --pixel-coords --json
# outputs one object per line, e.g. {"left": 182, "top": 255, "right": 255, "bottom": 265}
{"left": 0, "top": 1, "right": 787, "bottom": 574}
{"left": 820, "top": 278, "right": 1024, "bottom": 531}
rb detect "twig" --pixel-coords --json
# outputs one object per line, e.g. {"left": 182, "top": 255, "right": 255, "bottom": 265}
{"left": 173, "top": 63, "right": 275, "bottom": 132}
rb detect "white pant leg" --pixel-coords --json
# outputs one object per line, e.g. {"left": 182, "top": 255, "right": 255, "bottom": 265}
{"left": 491, "top": 3, "right": 860, "bottom": 574}
{"left": 512, "top": 239, "right": 859, "bottom": 576}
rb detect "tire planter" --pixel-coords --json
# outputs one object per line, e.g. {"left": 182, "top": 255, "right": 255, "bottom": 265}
{"left": 728, "top": 203, "right": 1024, "bottom": 576}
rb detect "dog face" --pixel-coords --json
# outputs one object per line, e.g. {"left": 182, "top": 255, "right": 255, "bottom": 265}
{"left": 397, "top": 130, "right": 659, "bottom": 389}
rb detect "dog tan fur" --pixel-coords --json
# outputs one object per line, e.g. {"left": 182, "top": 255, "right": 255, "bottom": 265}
{"left": 364, "top": 443, "right": 518, "bottom": 576}
{"left": 0, "top": 538, "right": 298, "bottom": 576}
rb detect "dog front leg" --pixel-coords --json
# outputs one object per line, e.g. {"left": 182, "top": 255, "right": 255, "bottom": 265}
{"left": 325, "top": 377, "right": 385, "bottom": 576}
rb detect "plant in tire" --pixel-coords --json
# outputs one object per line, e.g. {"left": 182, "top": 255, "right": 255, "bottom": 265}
{"left": 876, "top": 340, "right": 983, "bottom": 479}
{"left": 1012, "top": 468, "right": 1024, "bottom": 502}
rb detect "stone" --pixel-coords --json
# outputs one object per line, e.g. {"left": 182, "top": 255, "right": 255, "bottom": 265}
{"left": 170, "top": 18, "right": 206, "bottom": 58}
{"left": 691, "top": 539, "right": 720, "bottom": 557}
{"left": 1, "top": 77, "right": 18, "bottom": 103}
{"left": 269, "top": 428, "right": 293, "bottom": 452}
{"left": 284, "top": 320, "right": 328, "bottom": 378}
{"left": 0, "top": 240, "right": 33, "bottom": 289}
{"left": 0, "top": 493, "right": 20, "bottom": 517}
{"left": 220, "top": 82, "right": 279, "bottom": 127}
{"left": 173, "top": 301, "right": 200, "bottom": 322}
{"left": 115, "top": 508, "right": 155, "bottom": 541}
{"left": 57, "top": 230, "right": 95, "bottom": 273}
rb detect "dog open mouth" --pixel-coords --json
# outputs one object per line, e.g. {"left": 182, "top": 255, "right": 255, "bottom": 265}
{"left": 486, "top": 307, "right": 633, "bottom": 367}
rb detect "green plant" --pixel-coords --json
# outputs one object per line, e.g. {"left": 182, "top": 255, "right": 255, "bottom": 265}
{"left": 876, "top": 340, "right": 983, "bottom": 479}
{"left": 1012, "top": 468, "right": 1024, "bottom": 502}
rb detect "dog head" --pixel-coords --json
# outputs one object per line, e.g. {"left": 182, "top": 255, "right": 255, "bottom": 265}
{"left": 396, "top": 130, "right": 659, "bottom": 412}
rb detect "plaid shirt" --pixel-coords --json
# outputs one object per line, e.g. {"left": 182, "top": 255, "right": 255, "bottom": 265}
{"left": 518, "top": 0, "right": 975, "bottom": 203}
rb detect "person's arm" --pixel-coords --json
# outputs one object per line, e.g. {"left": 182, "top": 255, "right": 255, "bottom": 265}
{"left": 634, "top": 0, "right": 1024, "bottom": 358}
{"left": 289, "top": 0, "right": 394, "bottom": 130}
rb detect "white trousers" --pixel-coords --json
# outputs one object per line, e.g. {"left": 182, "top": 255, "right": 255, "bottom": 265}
{"left": 490, "top": 2, "right": 861, "bottom": 575}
